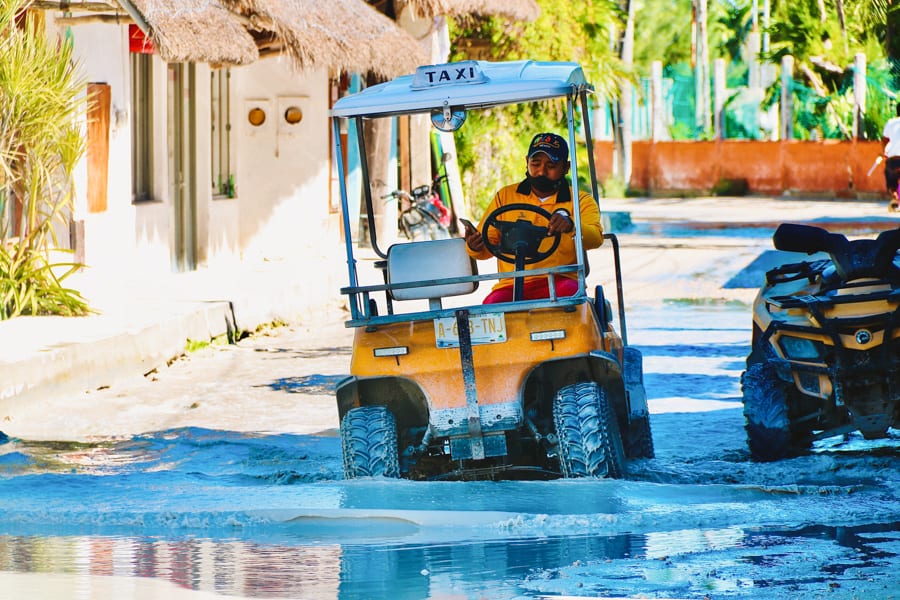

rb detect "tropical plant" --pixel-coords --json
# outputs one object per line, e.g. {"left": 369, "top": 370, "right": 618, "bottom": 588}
{"left": 762, "top": 0, "right": 896, "bottom": 139}
{"left": 449, "top": 0, "right": 628, "bottom": 215}
{"left": 633, "top": 0, "right": 694, "bottom": 69}
{"left": 0, "top": 0, "right": 90, "bottom": 319}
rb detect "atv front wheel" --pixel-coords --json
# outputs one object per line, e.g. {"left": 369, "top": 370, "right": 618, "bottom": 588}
{"left": 340, "top": 405, "right": 401, "bottom": 478}
{"left": 553, "top": 382, "right": 626, "bottom": 478}
{"left": 741, "top": 362, "right": 808, "bottom": 461}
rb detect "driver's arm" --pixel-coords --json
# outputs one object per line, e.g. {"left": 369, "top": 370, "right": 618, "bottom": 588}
{"left": 578, "top": 192, "right": 604, "bottom": 250}
{"left": 465, "top": 193, "right": 500, "bottom": 260}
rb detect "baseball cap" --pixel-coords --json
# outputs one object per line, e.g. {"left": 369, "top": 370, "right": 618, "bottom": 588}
{"left": 527, "top": 133, "right": 568, "bottom": 163}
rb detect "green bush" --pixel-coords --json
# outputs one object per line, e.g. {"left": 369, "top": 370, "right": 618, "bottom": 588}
{"left": 0, "top": 243, "right": 87, "bottom": 319}
{"left": 0, "top": 1, "right": 90, "bottom": 318}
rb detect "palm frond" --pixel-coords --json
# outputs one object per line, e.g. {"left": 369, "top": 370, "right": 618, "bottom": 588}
{"left": 0, "top": 0, "right": 90, "bottom": 319}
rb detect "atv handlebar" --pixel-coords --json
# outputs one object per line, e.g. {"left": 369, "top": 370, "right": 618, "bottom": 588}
{"left": 773, "top": 223, "right": 833, "bottom": 254}
{"left": 774, "top": 223, "right": 900, "bottom": 282}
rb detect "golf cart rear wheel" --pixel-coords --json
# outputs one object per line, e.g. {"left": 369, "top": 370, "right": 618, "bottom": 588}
{"left": 741, "top": 362, "right": 808, "bottom": 462}
{"left": 553, "top": 382, "right": 626, "bottom": 478}
{"left": 340, "top": 405, "right": 401, "bottom": 478}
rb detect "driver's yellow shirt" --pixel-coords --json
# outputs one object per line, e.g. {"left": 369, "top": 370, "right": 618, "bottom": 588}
{"left": 467, "top": 180, "right": 604, "bottom": 292}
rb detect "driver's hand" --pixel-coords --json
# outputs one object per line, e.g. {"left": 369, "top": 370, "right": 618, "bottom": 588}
{"left": 464, "top": 225, "right": 484, "bottom": 252}
{"left": 547, "top": 212, "right": 574, "bottom": 235}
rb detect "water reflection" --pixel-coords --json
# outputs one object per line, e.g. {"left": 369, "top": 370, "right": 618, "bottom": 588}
{"left": 0, "top": 531, "right": 640, "bottom": 598}
{"left": 2, "top": 520, "right": 897, "bottom": 599}
{"left": 0, "top": 535, "right": 341, "bottom": 598}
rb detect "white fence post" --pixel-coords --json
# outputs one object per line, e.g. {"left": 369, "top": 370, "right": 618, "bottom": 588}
{"left": 780, "top": 55, "right": 793, "bottom": 141}
{"left": 714, "top": 58, "right": 726, "bottom": 140}
{"left": 651, "top": 60, "right": 667, "bottom": 141}
{"left": 853, "top": 52, "right": 867, "bottom": 139}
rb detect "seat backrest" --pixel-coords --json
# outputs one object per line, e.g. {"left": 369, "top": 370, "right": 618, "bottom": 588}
{"left": 387, "top": 238, "right": 477, "bottom": 301}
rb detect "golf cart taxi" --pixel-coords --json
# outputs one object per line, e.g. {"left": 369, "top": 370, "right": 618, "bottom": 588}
{"left": 330, "top": 60, "right": 653, "bottom": 480}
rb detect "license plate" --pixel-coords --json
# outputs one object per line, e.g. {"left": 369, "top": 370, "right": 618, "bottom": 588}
{"left": 434, "top": 312, "right": 507, "bottom": 348}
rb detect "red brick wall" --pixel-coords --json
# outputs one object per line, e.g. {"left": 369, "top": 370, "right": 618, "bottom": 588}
{"left": 594, "top": 140, "right": 886, "bottom": 197}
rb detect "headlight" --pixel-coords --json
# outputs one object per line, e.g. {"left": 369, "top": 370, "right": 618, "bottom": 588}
{"left": 778, "top": 335, "right": 825, "bottom": 360}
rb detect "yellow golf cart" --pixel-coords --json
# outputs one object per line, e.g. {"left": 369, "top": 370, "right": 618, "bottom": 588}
{"left": 330, "top": 60, "right": 652, "bottom": 480}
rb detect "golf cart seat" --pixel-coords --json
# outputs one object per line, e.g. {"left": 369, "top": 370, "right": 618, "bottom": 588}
{"left": 387, "top": 238, "right": 477, "bottom": 310}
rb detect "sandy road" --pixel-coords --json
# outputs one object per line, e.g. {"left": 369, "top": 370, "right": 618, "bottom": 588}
{"left": 7, "top": 196, "right": 896, "bottom": 441}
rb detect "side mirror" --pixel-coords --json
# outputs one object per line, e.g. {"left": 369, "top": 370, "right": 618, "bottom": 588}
{"left": 430, "top": 107, "right": 466, "bottom": 132}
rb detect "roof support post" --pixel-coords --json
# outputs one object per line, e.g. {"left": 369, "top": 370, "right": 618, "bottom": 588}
{"left": 114, "top": 0, "right": 150, "bottom": 34}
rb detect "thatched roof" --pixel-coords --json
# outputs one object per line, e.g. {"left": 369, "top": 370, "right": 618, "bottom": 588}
{"left": 397, "top": 0, "right": 540, "bottom": 21}
{"left": 38, "top": 0, "right": 537, "bottom": 76}
{"left": 37, "top": 0, "right": 426, "bottom": 75}
{"left": 127, "top": 0, "right": 259, "bottom": 65}
{"left": 222, "top": 0, "right": 427, "bottom": 78}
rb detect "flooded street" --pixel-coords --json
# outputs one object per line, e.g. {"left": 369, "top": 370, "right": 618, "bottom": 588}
{"left": 1, "top": 212, "right": 899, "bottom": 599}
{"left": 1, "top": 302, "right": 898, "bottom": 599}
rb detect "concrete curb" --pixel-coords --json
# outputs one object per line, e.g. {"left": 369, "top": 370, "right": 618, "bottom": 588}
{"left": 0, "top": 256, "right": 348, "bottom": 413}
{"left": 0, "top": 302, "right": 235, "bottom": 408}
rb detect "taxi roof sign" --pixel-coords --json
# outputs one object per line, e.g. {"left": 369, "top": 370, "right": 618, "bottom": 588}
{"left": 411, "top": 61, "right": 487, "bottom": 89}
{"left": 331, "top": 60, "right": 590, "bottom": 119}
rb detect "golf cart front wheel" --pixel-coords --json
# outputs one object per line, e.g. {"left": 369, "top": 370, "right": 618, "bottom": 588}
{"left": 553, "top": 382, "right": 626, "bottom": 479}
{"left": 340, "top": 405, "right": 401, "bottom": 479}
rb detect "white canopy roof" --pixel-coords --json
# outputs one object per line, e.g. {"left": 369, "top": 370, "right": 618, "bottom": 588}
{"left": 331, "top": 60, "right": 591, "bottom": 119}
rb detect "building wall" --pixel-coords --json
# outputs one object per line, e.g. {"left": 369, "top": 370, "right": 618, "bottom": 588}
{"left": 50, "top": 19, "right": 343, "bottom": 280}
{"left": 230, "top": 59, "right": 334, "bottom": 262}
{"left": 58, "top": 21, "right": 145, "bottom": 272}
{"left": 52, "top": 18, "right": 184, "bottom": 276}
{"left": 130, "top": 53, "right": 173, "bottom": 275}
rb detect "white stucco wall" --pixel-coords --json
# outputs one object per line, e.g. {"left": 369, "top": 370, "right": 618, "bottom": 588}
{"left": 53, "top": 20, "right": 141, "bottom": 273}
{"left": 46, "top": 16, "right": 340, "bottom": 299}
{"left": 230, "top": 59, "right": 333, "bottom": 262}
{"left": 46, "top": 18, "right": 177, "bottom": 277}
{"left": 128, "top": 53, "right": 172, "bottom": 275}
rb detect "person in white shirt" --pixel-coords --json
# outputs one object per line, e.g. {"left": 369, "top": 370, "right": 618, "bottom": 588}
{"left": 880, "top": 103, "right": 900, "bottom": 212}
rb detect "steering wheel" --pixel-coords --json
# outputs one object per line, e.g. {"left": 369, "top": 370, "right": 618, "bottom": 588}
{"left": 481, "top": 203, "right": 562, "bottom": 265}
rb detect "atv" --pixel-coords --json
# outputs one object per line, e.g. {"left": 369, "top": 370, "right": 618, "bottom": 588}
{"left": 329, "top": 60, "right": 653, "bottom": 480}
{"left": 742, "top": 223, "right": 900, "bottom": 461}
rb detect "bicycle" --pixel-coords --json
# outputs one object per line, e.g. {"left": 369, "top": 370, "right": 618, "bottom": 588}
{"left": 382, "top": 174, "right": 452, "bottom": 241}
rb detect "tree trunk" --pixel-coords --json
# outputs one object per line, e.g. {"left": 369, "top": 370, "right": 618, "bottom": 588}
{"left": 694, "top": 0, "right": 710, "bottom": 136}
{"left": 363, "top": 110, "right": 398, "bottom": 249}
{"left": 614, "top": 0, "right": 635, "bottom": 185}
{"left": 835, "top": 0, "right": 848, "bottom": 52}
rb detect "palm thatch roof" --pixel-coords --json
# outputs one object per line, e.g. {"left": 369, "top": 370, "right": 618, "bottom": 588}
{"left": 397, "top": 0, "right": 540, "bottom": 21}
{"left": 36, "top": 0, "right": 427, "bottom": 76}
{"left": 127, "top": 0, "right": 259, "bottom": 65}
{"left": 37, "top": 0, "right": 538, "bottom": 76}
{"left": 222, "top": 0, "right": 427, "bottom": 78}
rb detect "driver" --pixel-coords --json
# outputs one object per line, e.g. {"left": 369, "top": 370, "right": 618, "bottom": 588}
{"left": 463, "top": 132, "right": 604, "bottom": 304}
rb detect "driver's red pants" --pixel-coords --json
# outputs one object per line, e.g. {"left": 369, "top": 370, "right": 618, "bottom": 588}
{"left": 483, "top": 277, "right": 578, "bottom": 304}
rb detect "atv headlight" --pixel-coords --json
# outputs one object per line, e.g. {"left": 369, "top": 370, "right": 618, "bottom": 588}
{"left": 778, "top": 335, "right": 825, "bottom": 360}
